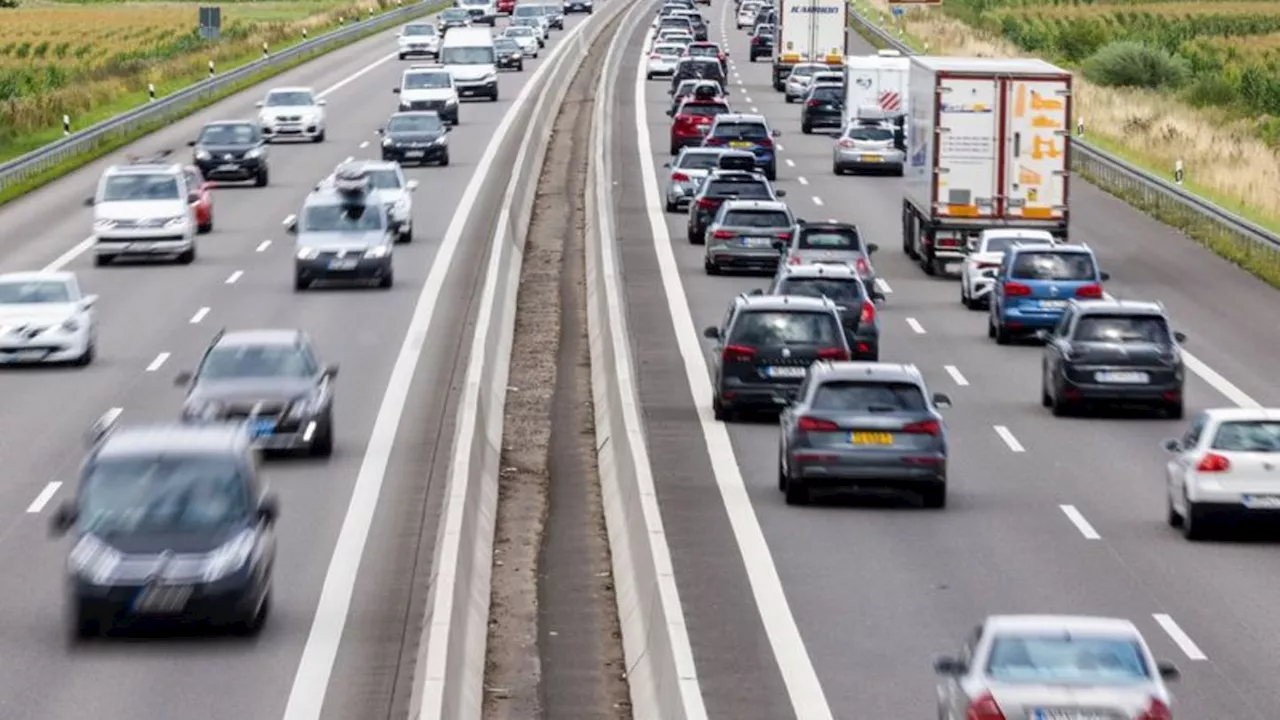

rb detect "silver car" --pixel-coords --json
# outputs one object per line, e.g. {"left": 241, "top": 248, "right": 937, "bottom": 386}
{"left": 662, "top": 147, "right": 726, "bottom": 212}
{"left": 832, "top": 122, "right": 905, "bottom": 175}
{"left": 778, "top": 362, "right": 950, "bottom": 506}
{"left": 783, "top": 63, "right": 824, "bottom": 103}
{"left": 703, "top": 199, "right": 795, "bottom": 275}
{"left": 934, "top": 615, "right": 1179, "bottom": 720}
{"left": 782, "top": 221, "right": 880, "bottom": 294}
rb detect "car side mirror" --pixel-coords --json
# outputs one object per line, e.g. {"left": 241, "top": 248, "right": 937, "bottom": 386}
{"left": 174, "top": 370, "right": 193, "bottom": 386}
{"left": 445, "top": 125, "right": 452, "bottom": 133}
{"left": 406, "top": 179, "right": 419, "bottom": 191}
{"left": 324, "top": 363, "right": 340, "bottom": 378}
{"left": 254, "top": 101, "right": 264, "bottom": 108}
{"left": 775, "top": 189, "right": 787, "bottom": 197}
{"left": 187, "top": 140, "right": 197, "bottom": 147}
{"left": 931, "top": 393, "right": 951, "bottom": 409}
{"left": 1162, "top": 438, "right": 1181, "bottom": 452}
{"left": 662, "top": 161, "right": 671, "bottom": 168}
{"left": 376, "top": 128, "right": 384, "bottom": 135}
{"left": 317, "top": 99, "right": 327, "bottom": 106}
{"left": 392, "top": 87, "right": 401, "bottom": 94}
{"left": 1174, "top": 331, "right": 1187, "bottom": 343}
{"left": 702, "top": 326, "right": 719, "bottom": 339}
{"left": 772, "top": 129, "right": 781, "bottom": 137}
{"left": 866, "top": 242, "right": 879, "bottom": 253}
{"left": 50, "top": 502, "right": 77, "bottom": 536}
{"left": 83, "top": 197, "right": 95, "bottom": 207}
{"left": 258, "top": 493, "right": 280, "bottom": 524}
{"left": 80, "top": 294, "right": 99, "bottom": 310}
{"left": 772, "top": 240, "right": 787, "bottom": 253}
{"left": 871, "top": 290, "right": 885, "bottom": 302}
{"left": 932, "top": 655, "right": 966, "bottom": 676}
{"left": 1099, "top": 271, "right": 1111, "bottom": 281}
{"left": 1157, "top": 661, "right": 1180, "bottom": 681}
{"left": 1033, "top": 329, "right": 1051, "bottom": 342}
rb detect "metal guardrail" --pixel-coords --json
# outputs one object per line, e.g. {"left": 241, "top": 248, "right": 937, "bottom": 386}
{"left": 847, "top": 7, "right": 1280, "bottom": 267}
{"left": 0, "top": 0, "right": 440, "bottom": 194}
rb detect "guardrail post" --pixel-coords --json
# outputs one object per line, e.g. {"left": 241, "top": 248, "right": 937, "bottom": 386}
{"left": 62, "top": 115, "right": 70, "bottom": 136}
{"left": 1076, "top": 117, "right": 1084, "bottom": 137}
{"left": 1175, "top": 160, "right": 1184, "bottom": 186}
{"left": 208, "top": 60, "right": 215, "bottom": 78}
{"left": 262, "top": 42, "right": 269, "bottom": 58}
{"left": 303, "top": 27, "right": 309, "bottom": 39}
{"left": 368, "top": 6, "right": 374, "bottom": 17}
{"left": 339, "top": 16, "right": 345, "bottom": 25}
{"left": 148, "top": 84, "right": 156, "bottom": 102}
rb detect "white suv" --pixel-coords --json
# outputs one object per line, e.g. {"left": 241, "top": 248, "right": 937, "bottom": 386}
{"left": 86, "top": 162, "right": 198, "bottom": 266}
{"left": 394, "top": 65, "right": 461, "bottom": 125}
{"left": 255, "top": 86, "right": 327, "bottom": 142}
{"left": 959, "top": 228, "right": 1057, "bottom": 309}
{"left": 397, "top": 22, "right": 441, "bottom": 59}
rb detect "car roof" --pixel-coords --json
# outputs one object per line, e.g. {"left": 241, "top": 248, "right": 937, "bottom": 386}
{"left": 654, "top": 42, "right": 684, "bottom": 49}
{"left": 1010, "top": 242, "right": 1092, "bottom": 255}
{"left": 721, "top": 199, "right": 788, "bottom": 211}
{"left": 799, "top": 221, "right": 858, "bottom": 233}
{"left": 202, "top": 119, "right": 256, "bottom": 128}
{"left": 984, "top": 615, "right": 1141, "bottom": 636}
{"left": 266, "top": 86, "right": 314, "bottom": 94}
{"left": 706, "top": 169, "right": 767, "bottom": 181}
{"left": 1203, "top": 407, "right": 1280, "bottom": 422}
{"left": 95, "top": 423, "right": 252, "bottom": 460}
{"left": 105, "top": 162, "right": 183, "bottom": 176}
{"left": 678, "top": 147, "right": 726, "bottom": 157}
{"left": 981, "top": 228, "right": 1054, "bottom": 240}
{"left": 1069, "top": 298, "right": 1163, "bottom": 316}
{"left": 713, "top": 113, "right": 767, "bottom": 123}
{"left": 391, "top": 110, "right": 445, "bottom": 120}
{"left": 0, "top": 270, "right": 75, "bottom": 284}
{"left": 215, "top": 328, "right": 306, "bottom": 347}
{"left": 811, "top": 361, "right": 923, "bottom": 384}
{"left": 777, "top": 264, "right": 860, "bottom": 280}
{"left": 342, "top": 159, "right": 400, "bottom": 173}
{"left": 736, "top": 294, "right": 834, "bottom": 312}
{"left": 405, "top": 65, "right": 450, "bottom": 74}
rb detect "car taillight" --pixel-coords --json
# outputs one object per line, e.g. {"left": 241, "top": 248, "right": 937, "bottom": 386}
{"left": 1075, "top": 283, "right": 1103, "bottom": 299}
{"left": 787, "top": 255, "right": 803, "bottom": 265}
{"left": 757, "top": 137, "right": 774, "bottom": 148}
{"left": 705, "top": 137, "right": 725, "bottom": 146}
{"left": 854, "top": 257, "right": 869, "bottom": 274}
{"left": 711, "top": 229, "right": 734, "bottom": 239}
{"left": 797, "top": 416, "right": 838, "bottom": 431}
{"left": 902, "top": 419, "right": 941, "bottom": 436}
{"left": 837, "top": 138, "right": 855, "bottom": 149}
{"left": 775, "top": 231, "right": 791, "bottom": 239}
{"left": 937, "top": 237, "right": 960, "bottom": 247}
{"left": 1197, "top": 452, "right": 1231, "bottom": 472}
{"left": 859, "top": 301, "right": 875, "bottom": 325}
{"left": 722, "top": 344, "right": 756, "bottom": 362}
{"left": 977, "top": 262, "right": 1000, "bottom": 269}
{"left": 697, "top": 197, "right": 718, "bottom": 209}
{"left": 964, "top": 691, "right": 1006, "bottom": 720}
{"left": 816, "top": 347, "right": 848, "bottom": 360}
{"left": 672, "top": 172, "right": 690, "bottom": 182}
{"left": 1003, "top": 281, "right": 1032, "bottom": 297}
{"left": 807, "top": 99, "right": 820, "bottom": 107}
{"left": 650, "top": 54, "right": 662, "bottom": 60}
{"left": 1138, "top": 698, "right": 1172, "bottom": 720}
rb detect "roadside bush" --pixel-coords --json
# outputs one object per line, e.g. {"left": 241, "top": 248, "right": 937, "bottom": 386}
{"left": 0, "top": 0, "right": 19, "bottom": 8}
{"left": 1083, "top": 41, "right": 1189, "bottom": 90}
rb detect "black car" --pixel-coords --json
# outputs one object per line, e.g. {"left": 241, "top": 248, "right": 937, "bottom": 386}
{"left": 438, "top": 8, "right": 471, "bottom": 32}
{"left": 379, "top": 111, "right": 451, "bottom": 166}
{"left": 563, "top": 0, "right": 594, "bottom": 13}
{"left": 1038, "top": 298, "right": 1187, "bottom": 418}
{"left": 175, "top": 328, "right": 339, "bottom": 457}
{"left": 749, "top": 24, "right": 773, "bottom": 61}
{"left": 801, "top": 84, "right": 843, "bottom": 134}
{"left": 686, "top": 169, "right": 783, "bottom": 244}
{"left": 670, "top": 57, "right": 726, "bottom": 95}
{"left": 686, "top": 14, "right": 709, "bottom": 41}
{"left": 51, "top": 415, "right": 277, "bottom": 639}
{"left": 493, "top": 37, "right": 525, "bottom": 70}
{"left": 765, "top": 264, "right": 882, "bottom": 360}
{"left": 188, "top": 121, "right": 268, "bottom": 186}
{"left": 702, "top": 294, "right": 850, "bottom": 420}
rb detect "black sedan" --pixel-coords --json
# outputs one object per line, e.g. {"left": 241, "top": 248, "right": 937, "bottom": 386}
{"left": 493, "top": 37, "right": 525, "bottom": 71}
{"left": 378, "top": 111, "right": 451, "bottom": 166}
{"left": 188, "top": 121, "right": 269, "bottom": 186}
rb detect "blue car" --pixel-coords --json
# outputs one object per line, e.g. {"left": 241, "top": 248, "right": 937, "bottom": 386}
{"left": 988, "top": 243, "right": 1110, "bottom": 344}
{"left": 702, "top": 113, "right": 781, "bottom": 181}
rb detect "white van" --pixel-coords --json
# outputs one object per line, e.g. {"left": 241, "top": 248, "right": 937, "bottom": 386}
{"left": 439, "top": 26, "right": 500, "bottom": 101}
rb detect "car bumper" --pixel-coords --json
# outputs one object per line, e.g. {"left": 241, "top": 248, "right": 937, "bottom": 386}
{"left": 563, "top": 2, "right": 593, "bottom": 11}
{"left": 71, "top": 571, "right": 263, "bottom": 626}
{"left": 719, "top": 380, "right": 802, "bottom": 409}
{"left": 296, "top": 257, "right": 392, "bottom": 282}
{"left": 707, "top": 248, "right": 783, "bottom": 272}
{"left": 497, "top": 56, "right": 523, "bottom": 68}
{"left": 382, "top": 144, "right": 448, "bottom": 163}
{"left": 803, "top": 111, "right": 842, "bottom": 128}
{"left": 456, "top": 80, "right": 498, "bottom": 98}
{"left": 195, "top": 157, "right": 264, "bottom": 181}
{"left": 260, "top": 121, "right": 321, "bottom": 138}
{"left": 647, "top": 64, "right": 677, "bottom": 76}
{"left": 834, "top": 149, "right": 904, "bottom": 172}
{"left": 0, "top": 331, "right": 90, "bottom": 364}
{"left": 398, "top": 45, "right": 439, "bottom": 56}
{"left": 1060, "top": 375, "right": 1182, "bottom": 403}
{"left": 999, "top": 306, "right": 1065, "bottom": 330}
{"left": 94, "top": 234, "right": 193, "bottom": 256}
{"left": 666, "top": 182, "right": 698, "bottom": 207}
{"left": 253, "top": 419, "right": 326, "bottom": 451}
{"left": 789, "top": 451, "right": 946, "bottom": 486}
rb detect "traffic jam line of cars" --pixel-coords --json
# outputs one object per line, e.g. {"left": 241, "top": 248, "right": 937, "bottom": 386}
{"left": 0, "top": 1, "right": 574, "bottom": 640}
{"left": 639, "top": 0, "right": 1280, "bottom": 715}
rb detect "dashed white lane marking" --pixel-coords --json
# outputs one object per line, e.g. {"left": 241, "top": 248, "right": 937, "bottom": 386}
{"left": 811, "top": 196, "right": 823, "bottom": 206}
{"left": 785, "top": 158, "right": 795, "bottom": 167}
{"left": 751, "top": 106, "right": 759, "bottom": 113}
{"left": 875, "top": 278, "right": 893, "bottom": 294}
{"left": 826, "top": 218, "right": 837, "bottom": 223}
{"left": 994, "top": 425, "right": 1025, "bottom": 453}
{"left": 745, "top": 95, "right": 753, "bottom": 103}
{"left": 905, "top": 317, "right": 925, "bottom": 334}
{"left": 797, "top": 176, "right": 808, "bottom": 186}
{"left": 256, "top": 240, "right": 272, "bottom": 252}
{"left": 26, "top": 482, "right": 62, "bottom": 514}
{"left": 343, "top": 155, "right": 354, "bottom": 163}
{"left": 189, "top": 307, "right": 210, "bottom": 324}
{"left": 358, "top": 141, "right": 369, "bottom": 149}
{"left": 1059, "top": 505, "right": 1101, "bottom": 540}
{"left": 146, "top": 352, "right": 171, "bottom": 372}
{"left": 944, "top": 365, "right": 968, "bottom": 386}
{"left": 777, "top": 143, "right": 785, "bottom": 151}
{"left": 225, "top": 270, "right": 243, "bottom": 284}
{"left": 1153, "top": 614, "right": 1208, "bottom": 661}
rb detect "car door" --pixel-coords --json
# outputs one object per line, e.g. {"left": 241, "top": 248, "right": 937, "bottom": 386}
{"left": 1169, "top": 412, "right": 1208, "bottom": 499}
{"left": 940, "top": 624, "right": 984, "bottom": 718}
{"left": 710, "top": 302, "right": 737, "bottom": 381}
{"left": 1044, "top": 306, "right": 1075, "bottom": 379}
{"left": 991, "top": 252, "right": 1013, "bottom": 321}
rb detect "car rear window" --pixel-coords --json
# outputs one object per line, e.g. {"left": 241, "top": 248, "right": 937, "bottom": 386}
{"left": 791, "top": 66, "right": 818, "bottom": 77}
{"left": 654, "top": 45, "right": 682, "bottom": 56}
{"left": 986, "top": 635, "right": 1150, "bottom": 685}
{"left": 775, "top": 278, "right": 864, "bottom": 303}
{"left": 677, "top": 152, "right": 721, "bottom": 170}
{"left": 711, "top": 122, "right": 768, "bottom": 139}
{"left": 722, "top": 209, "right": 789, "bottom": 227}
{"left": 729, "top": 310, "right": 839, "bottom": 346}
{"left": 1073, "top": 315, "right": 1169, "bottom": 344}
{"left": 679, "top": 103, "right": 728, "bottom": 117}
{"left": 810, "top": 86, "right": 842, "bottom": 100}
{"left": 798, "top": 229, "right": 861, "bottom": 251}
{"left": 845, "top": 127, "right": 894, "bottom": 142}
{"left": 688, "top": 45, "right": 718, "bottom": 56}
{"left": 706, "top": 179, "right": 771, "bottom": 198}
{"left": 755, "top": 25, "right": 774, "bottom": 35}
{"left": 812, "top": 381, "right": 926, "bottom": 412}
{"left": 1011, "top": 251, "right": 1096, "bottom": 281}
{"left": 1211, "top": 421, "right": 1280, "bottom": 452}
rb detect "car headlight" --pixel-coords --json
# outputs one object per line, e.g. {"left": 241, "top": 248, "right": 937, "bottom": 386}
{"left": 365, "top": 245, "right": 391, "bottom": 259}
{"left": 445, "top": 96, "right": 458, "bottom": 106}
{"left": 69, "top": 534, "right": 122, "bottom": 585}
{"left": 201, "top": 529, "right": 256, "bottom": 583}
{"left": 432, "top": 135, "right": 448, "bottom": 145}
{"left": 382, "top": 137, "right": 394, "bottom": 147}
{"left": 195, "top": 149, "right": 212, "bottom": 161}
{"left": 93, "top": 218, "right": 116, "bottom": 231}
{"left": 296, "top": 247, "right": 319, "bottom": 260}
{"left": 60, "top": 316, "right": 81, "bottom": 333}
{"left": 245, "top": 147, "right": 264, "bottom": 159}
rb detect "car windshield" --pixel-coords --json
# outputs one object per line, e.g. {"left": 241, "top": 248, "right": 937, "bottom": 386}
{"left": 798, "top": 229, "right": 861, "bottom": 251}
{"left": 495, "top": 39, "right": 520, "bottom": 51}
{"left": 364, "top": 169, "right": 403, "bottom": 190}
{"left": 791, "top": 66, "right": 817, "bottom": 77}
{"left": 755, "top": 25, "right": 773, "bottom": 35}
{"left": 677, "top": 152, "right": 722, "bottom": 170}
{"left": 706, "top": 179, "right": 771, "bottom": 198}
{"left": 1073, "top": 315, "right": 1169, "bottom": 344}
{"left": 712, "top": 122, "right": 768, "bottom": 139}
{"left": 442, "top": 9, "right": 469, "bottom": 19}
{"left": 441, "top": 47, "right": 496, "bottom": 64}
{"left": 730, "top": 310, "right": 839, "bottom": 346}
{"left": 985, "top": 634, "right": 1151, "bottom": 686}
{"left": 679, "top": 103, "right": 728, "bottom": 117}
{"left": 846, "top": 127, "right": 893, "bottom": 142}
{"left": 0, "top": 280, "right": 72, "bottom": 304}
{"left": 404, "top": 24, "right": 436, "bottom": 35}
{"left": 722, "top": 209, "right": 789, "bottom": 227}
{"left": 302, "top": 203, "right": 385, "bottom": 232}
{"left": 265, "top": 91, "right": 313, "bottom": 106}
{"left": 404, "top": 72, "right": 451, "bottom": 89}
{"left": 79, "top": 456, "right": 249, "bottom": 535}
{"left": 813, "top": 74, "right": 842, "bottom": 84}
{"left": 199, "top": 124, "right": 257, "bottom": 145}
{"left": 776, "top": 278, "right": 863, "bottom": 303}
{"left": 1011, "top": 252, "right": 1096, "bottom": 281}
{"left": 812, "top": 381, "right": 926, "bottom": 411}
{"left": 1212, "top": 421, "right": 1280, "bottom": 452}
{"left": 101, "top": 174, "right": 180, "bottom": 202}
{"left": 678, "top": 60, "right": 720, "bottom": 76}
{"left": 388, "top": 114, "right": 444, "bottom": 133}
{"left": 199, "top": 343, "right": 315, "bottom": 380}
{"left": 688, "top": 46, "right": 718, "bottom": 56}
{"left": 514, "top": 5, "right": 539, "bottom": 16}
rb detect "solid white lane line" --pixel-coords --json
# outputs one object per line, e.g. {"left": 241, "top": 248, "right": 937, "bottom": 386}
{"left": 994, "top": 425, "right": 1025, "bottom": 452}
{"left": 256, "top": 240, "right": 272, "bottom": 252}
{"left": 875, "top": 278, "right": 893, "bottom": 294}
{"left": 811, "top": 196, "right": 823, "bottom": 206}
{"left": 146, "top": 352, "right": 170, "bottom": 372}
{"left": 797, "top": 176, "right": 808, "bottom": 186}
{"left": 905, "top": 317, "right": 925, "bottom": 334}
{"left": 1153, "top": 614, "right": 1208, "bottom": 660}
{"left": 1059, "top": 505, "right": 1101, "bottom": 539}
{"left": 633, "top": 36, "right": 835, "bottom": 720}
{"left": 225, "top": 270, "right": 243, "bottom": 284}
{"left": 26, "top": 482, "right": 62, "bottom": 514}
{"left": 944, "top": 365, "right": 969, "bottom": 386}
{"left": 189, "top": 307, "right": 210, "bottom": 324}
{"left": 42, "top": 238, "right": 95, "bottom": 272}
{"left": 785, "top": 158, "right": 795, "bottom": 168}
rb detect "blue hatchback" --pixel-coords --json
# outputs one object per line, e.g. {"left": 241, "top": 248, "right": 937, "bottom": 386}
{"left": 702, "top": 113, "right": 781, "bottom": 181}
{"left": 989, "top": 244, "right": 1110, "bottom": 344}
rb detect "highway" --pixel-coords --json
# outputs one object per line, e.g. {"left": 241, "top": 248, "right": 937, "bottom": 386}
{"left": 608, "top": 1, "right": 1280, "bottom": 717}
{"left": 0, "top": 9, "right": 594, "bottom": 720}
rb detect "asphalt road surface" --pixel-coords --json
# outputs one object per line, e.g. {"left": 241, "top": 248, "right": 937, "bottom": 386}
{"left": 0, "top": 11, "right": 593, "bottom": 720}
{"left": 610, "top": 1, "right": 1280, "bottom": 717}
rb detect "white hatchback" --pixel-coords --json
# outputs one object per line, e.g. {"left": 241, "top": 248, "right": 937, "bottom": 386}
{"left": 646, "top": 43, "right": 685, "bottom": 79}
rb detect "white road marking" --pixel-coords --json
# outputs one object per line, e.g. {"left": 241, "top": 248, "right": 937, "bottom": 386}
{"left": 358, "top": 141, "right": 369, "bottom": 149}
{"left": 811, "top": 196, "right": 823, "bottom": 206}
{"left": 905, "top": 317, "right": 925, "bottom": 334}
{"left": 145, "top": 352, "right": 170, "bottom": 372}
{"left": 944, "top": 365, "right": 968, "bottom": 386}
{"left": 797, "top": 176, "right": 808, "bottom": 186}
{"left": 42, "top": 238, "right": 95, "bottom": 272}
{"left": 776, "top": 143, "right": 785, "bottom": 151}
{"left": 282, "top": 16, "right": 599, "bottom": 720}
{"left": 785, "top": 158, "right": 795, "bottom": 168}
{"left": 994, "top": 425, "right": 1025, "bottom": 452}
{"left": 826, "top": 218, "right": 837, "bottom": 223}
{"left": 26, "top": 482, "right": 62, "bottom": 514}
{"left": 343, "top": 156, "right": 353, "bottom": 163}
{"left": 189, "top": 306, "right": 210, "bottom": 324}
{"left": 633, "top": 33, "right": 835, "bottom": 720}
{"left": 256, "top": 240, "right": 272, "bottom": 252}
{"left": 1153, "top": 614, "right": 1208, "bottom": 661}
{"left": 225, "top": 270, "right": 243, "bottom": 284}
{"left": 875, "top": 278, "right": 893, "bottom": 294}
{"left": 751, "top": 106, "right": 758, "bottom": 113}
{"left": 1059, "top": 505, "right": 1101, "bottom": 540}
{"left": 745, "top": 96, "right": 753, "bottom": 103}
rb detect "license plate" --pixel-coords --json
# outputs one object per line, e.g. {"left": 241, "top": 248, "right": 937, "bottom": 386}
{"left": 1032, "top": 712, "right": 1108, "bottom": 720}
{"left": 329, "top": 258, "right": 358, "bottom": 270}
{"left": 133, "top": 584, "right": 192, "bottom": 614}
{"left": 859, "top": 155, "right": 882, "bottom": 162}
{"left": 1242, "top": 495, "right": 1280, "bottom": 509}
{"left": 1095, "top": 371, "right": 1149, "bottom": 384}
{"left": 128, "top": 242, "right": 154, "bottom": 251}
{"left": 1039, "top": 300, "right": 1068, "bottom": 308}
{"left": 766, "top": 366, "right": 806, "bottom": 378}
{"left": 943, "top": 262, "right": 961, "bottom": 274}
{"left": 1, "top": 349, "right": 47, "bottom": 362}
{"left": 851, "top": 431, "right": 892, "bottom": 445}
{"left": 405, "top": 150, "right": 425, "bottom": 158}
{"left": 218, "top": 163, "right": 240, "bottom": 171}
{"left": 250, "top": 418, "right": 277, "bottom": 438}
{"left": 739, "top": 236, "right": 773, "bottom": 247}
{"left": 729, "top": 141, "right": 753, "bottom": 149}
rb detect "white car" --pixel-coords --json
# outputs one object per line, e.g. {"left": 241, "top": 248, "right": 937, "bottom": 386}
{"left": 256, "top": 86, "right": 327, "bottom": 142}
{"left": 960, "top": 229, "right": 1056, "bottom": 309}
{"left": 87, "top": 160, "right": 198, "bottom": 266}
{"left": 397, "top": 22, "right": 440, "bottom": 59}
{"left": 395, "top": 66, "right": 461, "bottom": 124}
{"left": 784, "top": 63, "right": 824, "bottom": 103}
{"left": 320, "top": 161, "right": 420, "bottom": 244}
{"left": 0, "top": 271, "right": 98, "bottom": 366}
{"left": 646, "top": 43, "right": 685, "bottom": 79}
{"left": 736, "top": 2, "right": 760, "bottom": 28}
{"left": 1164, "top": 407, "right": 1280, "bottom": 540}
{"left": 503, "top": 26, "right": 540, "bottom": 57}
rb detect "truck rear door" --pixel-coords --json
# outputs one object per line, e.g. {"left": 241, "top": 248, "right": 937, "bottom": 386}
{"left": 1002, "top": 77, "right": 1070, "bottom": 221}
{"left": 935, "top": 75, "right": 999, "bottom": 219}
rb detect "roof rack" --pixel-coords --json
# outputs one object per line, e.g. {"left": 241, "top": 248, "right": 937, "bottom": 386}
{"left": 332, "top": 163, "right": 372, "bottom": 196}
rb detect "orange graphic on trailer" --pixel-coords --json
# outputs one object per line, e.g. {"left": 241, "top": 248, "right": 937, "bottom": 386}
{"left": 1032, "top": 137, "right": 1061, "bottom": 159}
{"left": 1019, "top": 165, "right": 1042, "bottom": 185}
{"left": 1032, "top": 114, "right": 1061, "bottom": 129}
{"left": 1014, "top": 84, "right": 1065, "bottom": 118}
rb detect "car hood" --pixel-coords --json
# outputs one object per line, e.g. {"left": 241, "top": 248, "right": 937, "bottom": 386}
{"left": 94, "top": 524, "right": 248, "bottom": 556}
{"left": 447, "top": 64, "right": 495, "bottom": 81}
{"left": 402, "top": 88, "right": 456, "bottom": 101}
{"left": 297, "top": 230, "right": 390, "bottom": 250}
{"left": 1071, "top": 341, "right": 1171, "bottom": 365}
{"left": 387, "top": 130, "right": 447, "bottom": 144}
{"left": 0, "top": 304, "right": 79, "bottom": 327}
{"left": 188, "top": 376, "right": 316, "bottom": 406}
{"left": 96, "top": 199, "right": 187, "bottom": 219}
{"left": 198, "top": 143, "right": 259, "bottom": 155}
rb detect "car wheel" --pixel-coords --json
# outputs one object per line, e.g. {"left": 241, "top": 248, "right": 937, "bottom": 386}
{"left": 294, "top": 274, "right": 309, "bottom": 292}
{"left": 68, "top": 601, "right": 103, "bottom": 643}
{"left": 777, "top": 458, "right": 787, "bottom": 491}
{"left": 518, "top": 62, "right": 524, "bottom": 71}
{"left": 665, "top": 199, "right": 676, "bottom": 212}
{"left": 704, "top": 259, "right": 720, "bottom": 275}
{"left": 1040, "top": 375, "right": 1052, "bottom": 407}
{"left": 398, "top": 52, "right": 407, "bottom": 60}
{"left": 1050, "top": 386, "right": 1072, "bottom": 417}
{"left": 440, "top": 152, "right": 450, "bottom": 166}
{"left": 801, "top": 123, "right": 812, "bottom": 135}
{"left": 379, "top": 271, "right": 394, "bottom": 289}
{"left": 987, "top": 313, "right": 997, "bottom": 339}
{"left": 311, "top": 417, "right": 334, "bottom": 457}
{"left": 255, "top": 169, "right": 269, "bottom": 187}
{"left": 313, "top": 130, "right": 325, "bottom": 143}
{"left": 832, "top": 163, "right": 843, "bottom": 176}
{"left": 73, "top": 341, "right": 95, "bottom": 367}
{"left": 1166, "top": 492, "right": 1183, "bottom": 527}
{"left": 177, "top": 246, "right": 196, "bottom": 265}
{"left": 713, "top": 394, "right": 733, "bottom": 421}
{"left": 920, "top": 482, "right": 946, "bottom": 509}
{"left": 784, "top": 95, "right": 793, "bottom": 104}
{"left": 994, "top": 320, "right": 1012, "bottom": 346}
{"left": 646, "top": 73, "right": 653, "bottom": 80}
{"left": 1165, "top": 400, "right": 1184, "bottom": 420}
{"left": 783, "top": 474, "right": 810, "bottom": 506}
{"left": 765, "top": 165, "right": 776, "bottom": 181}
{"left": 1182, "top": 495, "right": 1207, "bottom": 540}
{"left": 233, "top": 588, "right": 271, "bottom": 636}
{"left": 198, "top": 218, "right": 213, "bottom": 234}
{"left": 398, "top": 224, "right": 413, "bottom": 244}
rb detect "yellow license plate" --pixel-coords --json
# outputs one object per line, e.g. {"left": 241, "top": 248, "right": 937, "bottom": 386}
{"left": 859, "top": 155, "right": 882, "bottom": 162}
{"left": 730, "top": 141, "right": 753, "bottom": 148}
{"left": 851, "top": 431, "right": 893, "bottom": 445}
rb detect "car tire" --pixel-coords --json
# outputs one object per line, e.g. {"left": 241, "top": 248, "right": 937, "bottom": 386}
{"left": 399, "top": 52, "right": 407, "bottom": 60}
{"left": 777, "top": 459, "right": 787, "bottom": 491}
{"left": 198, "top": 217, "right": 213, "bottom": 234}
{"left": 920, "top": 482, "right": 946, "bottom": 509}
{"left": 1041, "top": 376, "right": 1052, "bottom": 407}
{"left": 646, "top": 73, "right": 653, "bottom": 80}
{"left": 294, "top": 274, "right": 309, "bottom": 292}
{"left": 314, "top": 130, "right": 325, "bottom": 143}
{"left": 784, "top": 95, "right": 793, "bottom": 104}
{"left": 832, "top": 163, "right": 843, "bottom": 176}
{"left": 783, "top": 474, "right": 810, "bottom": 506}
{"left": 177, "top": 246, "right": 196, "bottom": 265}
{"left": 233, "top": 589, "right": 271, "bottom": 636}
{"left": 704, "top": 259, "right": 720, "bottom": 275}
{"left": 994, "top": 320, "right": 1012, "bottom": 346}
{"left": 1166, "top": 493, "right": 1183, "bottom": 527}
{"left": 713, "top": 395, "right": 733, "bottom": 422}
{"left": 311, "top": 417, "right": 334, "bottom": 457}
{"left": 69, "top": 601, "right": 103, "bottom": 642}
{"left": 73, "top": 341, "right": 95, "bottom": 367}
{"left": 517, "top": 62, "right": 524, "bottom": 71}
{"left": 255, "top": 169, "right": 269, "bottom": 187}
{"left": 665, "top": 199, "right": 676, "bottom": 212}
{"left": 398, "top": 224, "right": 413, "bottom": 244}
{"left": 987, "top": 314, "right": 996, "bottom": 339}
{"left": 491, "top": 90, "right": 499, "bottom": 102}
{"left": 801, "top": 123, "right": 812, "bottom": 135}
{"left": 961, "top": 283, "right": 972, "bottom": 308}
{"left": 379, "top": 271, "right": 394, "bottom": 289}
{"left": 1182, "top": 495, "right": 1206, "bottom": 540}
{"left": 1050, "top": 387, "right": 1072, "bottom": 417}
{"left": 765, "top": 165, "right": 776, "bottom": 181}
{"left": 1165, "top": 400, "right": 1184, "bottom": 420}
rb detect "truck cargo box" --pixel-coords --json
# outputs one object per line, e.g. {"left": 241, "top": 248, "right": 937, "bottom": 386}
{"left": 771, "top": 0, "right": 846, "bottom": 89}
{"left": 844, "top": 50, "right": 910, "bottom": 121}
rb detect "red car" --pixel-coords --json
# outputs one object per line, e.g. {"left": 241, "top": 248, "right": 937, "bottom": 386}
{"left": 497, "top": 0, "right": 516, "bottom": 14}
{"left": 668, "top": 98, "right": 730, "bottom": 155}
{"left": 182, "top": 165, "right": 215, "bottom": 234}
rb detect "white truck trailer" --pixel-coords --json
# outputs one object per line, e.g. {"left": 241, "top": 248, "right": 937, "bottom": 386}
{"left": 771, "top": 0, "right": 846, "bottom": 91}
{"left": 901, "top": 56, "right": 1073, "bottom": 276}
{"left": 844, "top": 50, "right": 910, "bottom": 121}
